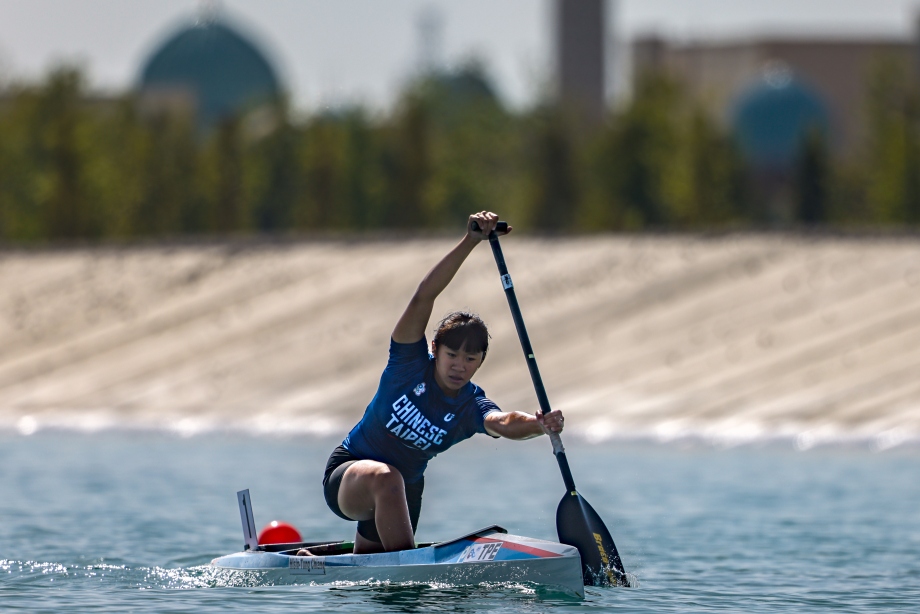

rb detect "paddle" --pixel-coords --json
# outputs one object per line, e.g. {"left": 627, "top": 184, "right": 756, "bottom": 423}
{"left": 473, "top": 220, "right": 629, "bottom": 587}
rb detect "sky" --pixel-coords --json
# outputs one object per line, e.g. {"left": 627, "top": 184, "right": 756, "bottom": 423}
{"left": 0, "top": 0, "right": 918, "bottom": 112}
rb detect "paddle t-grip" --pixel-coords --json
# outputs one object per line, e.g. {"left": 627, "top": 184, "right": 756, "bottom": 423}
{"left": 470, "top": 221, "right": 509, "bottom": 234}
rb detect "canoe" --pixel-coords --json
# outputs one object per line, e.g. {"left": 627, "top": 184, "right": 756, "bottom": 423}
{"left": 210, "top": 525, "right": 585, "bottom": 598}
{"left": 216, "top": 489, "right": 585, "bottom": 597}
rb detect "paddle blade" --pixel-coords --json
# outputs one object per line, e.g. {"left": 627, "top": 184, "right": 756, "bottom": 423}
{"left": 556, "top": 491, "right": 628, "bottom": 587}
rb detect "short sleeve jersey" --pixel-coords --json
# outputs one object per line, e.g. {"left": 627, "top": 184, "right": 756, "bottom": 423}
{"left": 342, "top": 337, "right": 500, "bottom": 484}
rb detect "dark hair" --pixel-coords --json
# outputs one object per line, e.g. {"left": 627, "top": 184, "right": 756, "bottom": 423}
{"left": 433, "top": 311, "right": 490, "bottom": 359}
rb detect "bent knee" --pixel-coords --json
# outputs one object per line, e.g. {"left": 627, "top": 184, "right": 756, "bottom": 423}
{"left": 346, "top": 461, "right": 405, "bottom": 492}
{"left": 368, "top": 464, "right": 406, "bottom": 493}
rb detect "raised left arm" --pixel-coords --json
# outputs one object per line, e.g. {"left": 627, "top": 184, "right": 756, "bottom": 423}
{"left": 484, "top": 409, "right": 564, "bottom": 440}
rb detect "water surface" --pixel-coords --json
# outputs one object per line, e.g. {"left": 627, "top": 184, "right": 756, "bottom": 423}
{"left": 2, "top": 432, "right": 918, "bottom": 612}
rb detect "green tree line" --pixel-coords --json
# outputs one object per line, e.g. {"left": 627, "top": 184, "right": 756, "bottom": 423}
{"left": 1, "top": 62, "right": 918, "bottom": 243}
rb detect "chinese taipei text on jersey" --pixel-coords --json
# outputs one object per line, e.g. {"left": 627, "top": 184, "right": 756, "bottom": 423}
{"left": 343, "top": 337, "right": 500, "bottom": 483}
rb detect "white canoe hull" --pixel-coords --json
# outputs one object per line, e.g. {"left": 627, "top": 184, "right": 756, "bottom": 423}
{"left": 211, "top": 526, "right": 585, "bottom": 598}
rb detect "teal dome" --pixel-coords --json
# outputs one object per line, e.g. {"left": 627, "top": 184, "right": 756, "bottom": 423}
{"left": 139, "top": 19, "right": 281, "bottom": 128}
{"left": 429, "top": 69, "right": 499, "bottom": 106}
{"left": 731, "top": 72, "right": 829, "bottom": 169}
{"left": 412, "top": 66, "right": 503, "bottom": 125}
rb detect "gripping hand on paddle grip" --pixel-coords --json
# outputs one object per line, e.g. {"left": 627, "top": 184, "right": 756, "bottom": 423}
{"left": 469, "top": 216, "right": 510, "bottom": 239}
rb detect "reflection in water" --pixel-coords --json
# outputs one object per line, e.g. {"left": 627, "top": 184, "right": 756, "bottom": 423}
{"left": 332, "top": 581, "right": 580, "bottom": 612}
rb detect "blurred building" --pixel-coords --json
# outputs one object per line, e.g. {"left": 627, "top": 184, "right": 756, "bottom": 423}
{"left": 137, "top": 12, "right": 282, "bottom": 130}
{"left": 633, "top": 33, "right": 919, "bottom": 161}
{"left": 556, "top": 0, "right": 607, "bottom": 128}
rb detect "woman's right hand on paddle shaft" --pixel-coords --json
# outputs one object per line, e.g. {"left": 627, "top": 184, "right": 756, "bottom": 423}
{"left": 467, "top": 211, "right": 511, "bottom": 241}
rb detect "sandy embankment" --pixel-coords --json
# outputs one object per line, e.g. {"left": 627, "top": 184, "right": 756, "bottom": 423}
{"left": 1, "top": 234, "right": 919, "bottom": 447}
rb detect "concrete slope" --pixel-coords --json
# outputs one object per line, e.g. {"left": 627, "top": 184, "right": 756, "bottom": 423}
{"left": 1, "top": 235, "right": 919, "bottom": 447}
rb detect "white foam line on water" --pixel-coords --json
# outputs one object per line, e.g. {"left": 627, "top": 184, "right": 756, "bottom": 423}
{"left": 570, "top": 419, "right": 920, "bottom": 451}
{"left": 3, "top": 411, "right": 920, "bottom": 452}
{"left": 0, "top": 408, "right": 347, "bottom": 438}
{"left": 0, "top": 559, "right": 245, "bottom": 590}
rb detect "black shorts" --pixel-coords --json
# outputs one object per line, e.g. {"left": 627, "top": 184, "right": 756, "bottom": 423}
{"left": 323, "top": 445, "right": 424, "bottom": 543}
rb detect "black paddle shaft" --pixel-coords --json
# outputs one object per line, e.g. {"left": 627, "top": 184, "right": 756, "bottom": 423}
{"left": 473, "top": 220, "right": 629, "bottom": 586}
{"left": 474, "top": 224, "right": 576, "bottom": 492}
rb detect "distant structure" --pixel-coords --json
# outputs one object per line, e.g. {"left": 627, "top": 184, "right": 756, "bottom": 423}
{"left": 411, "top": 6, "right": 501, "bottom": 115}
{"left": 416, "top": 5, "right": 445, "bottom": 75}
{"left": 137, "top": 10, "right": 282, "bottom": 130}
{"left": 732, "top": 63, "right": 830, "bottom": 171}
{"left": 556, "top": 0, "right": 607, "bottom": 127}
{"left": 416, "top": 66, "right": 502, "bottom": 121}
{"left": 633, "top": 32, "right": 919, "bottom": 160}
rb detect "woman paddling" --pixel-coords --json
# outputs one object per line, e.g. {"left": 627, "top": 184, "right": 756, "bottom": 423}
{"left": 316, "top": 211, "right": 565, "bottom": 555}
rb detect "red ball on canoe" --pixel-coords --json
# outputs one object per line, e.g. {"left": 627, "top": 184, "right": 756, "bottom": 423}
{"left": 258, "top": 520, "right": 302, "bottom": 545}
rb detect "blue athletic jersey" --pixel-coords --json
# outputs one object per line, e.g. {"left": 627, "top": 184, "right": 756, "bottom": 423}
{"left": 342, "top": 337, "right": 501, "bottom": 483}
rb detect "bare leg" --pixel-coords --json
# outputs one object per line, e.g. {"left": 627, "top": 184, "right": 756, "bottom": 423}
{"left": 337, "top": 460, "right": 415, "bottom": 553}
{"left": 353, "top": 531, "right": 385, "bottom": 554}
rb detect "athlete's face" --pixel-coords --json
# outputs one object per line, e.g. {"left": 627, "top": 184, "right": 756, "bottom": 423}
{"left": 432, "top": 342, "right": 484, "bottom": 397}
